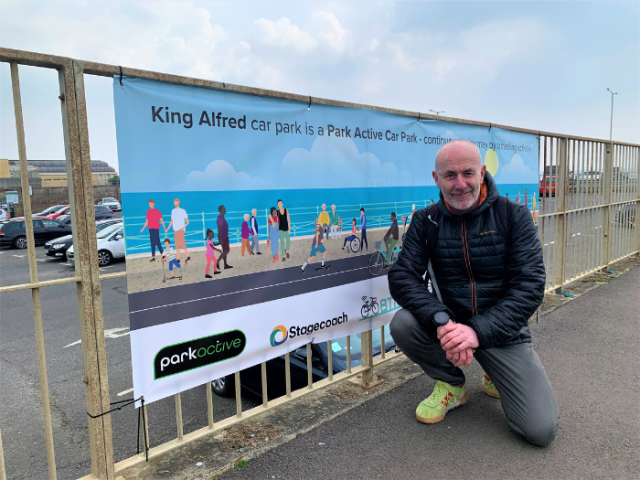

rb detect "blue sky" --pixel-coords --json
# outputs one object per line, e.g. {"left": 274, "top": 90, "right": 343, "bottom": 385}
{"left": 1, "top": 0, "right": 638, "bottom": 172}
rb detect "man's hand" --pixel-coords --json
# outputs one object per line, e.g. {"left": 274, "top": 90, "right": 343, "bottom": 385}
{"left": 437, "top": 321, "right": 480, "bottom": 354}
{"left": 445, "top": 347, "right": 475, "bottom": 368}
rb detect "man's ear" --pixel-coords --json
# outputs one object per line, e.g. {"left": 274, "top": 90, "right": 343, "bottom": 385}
{"left": 480, "top": 164, "right": 486, "bottom": 181}
{"left": 432, "top": 170, "right": 440, "bottom": 188}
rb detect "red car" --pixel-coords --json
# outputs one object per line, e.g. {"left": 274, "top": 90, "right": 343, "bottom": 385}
{"left": 44, "top": 205, "right": 70, "bottom": 220}
{"left": 539, "top": 176, "right": 556, "bottom": 197}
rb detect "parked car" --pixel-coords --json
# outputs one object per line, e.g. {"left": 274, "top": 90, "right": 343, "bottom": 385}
{"left": 98, "top": 197, "right": 121, "bottom": 212}
{"left": 56, "top": 214, "right": 72, "bottom": 225}
{"left": 211, "top": 326, "right": 396, "bottom": 399}
{"left": 94, "top": 204, "right": 115, "bottom": 220}
{"left": 34, "top": 205, "right": 66, "bottom": 216}
{"left": 43, "top": 205, "right": 70, "bottom": 220}
{"left": 0, "top": 218, "right": 72, "bottom": 249}
{"left": 67, "top": 223, "right": 125, "bottom": 266}
{"left": 539, "top": 176, "right": 556, "bottom": 197}
{"left": 0, "top": 208, "right": 9, "bottom": 221}
{"left": 44, "top": 219, "right": 122, "bottom": 259}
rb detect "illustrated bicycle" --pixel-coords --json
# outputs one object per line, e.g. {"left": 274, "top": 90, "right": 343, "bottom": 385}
{"left": 368, "top": 240, "right": 402, "bottom": 276}
{"left": 361, "top": 296, "right": 379, "bottom": 318}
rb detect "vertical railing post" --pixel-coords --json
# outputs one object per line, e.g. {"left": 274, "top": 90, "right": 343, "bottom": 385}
{"left": 59, "top": 59, "right": 114, "bottom": 479}
{"left": 553, "top": 138, "right": 568, "bottom": 292}
{"left": 634, "top": 146, "right": 640, "bottom": 255}
{"left": 601, "top": 142, "right": 614, "bottom": 270}
{"left": 360, "top": 330, "right": 374, "bottom": 385}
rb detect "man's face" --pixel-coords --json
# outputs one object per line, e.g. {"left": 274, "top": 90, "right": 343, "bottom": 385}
{"left": 174, "top": 199, "right": 180, "bottom": 208}
{"left": 220, "top": 206, "right": 226, "bottom": 215}
{"left": 149, "top": 202, "right": 154, "bottom": 209}
{"left": 432, "top": 143, "right": 486, "bottom": 212}
{"left": 331, "top": 205, "right": 336, "bottom": 212}
{"left": 278, "top": 201, "right": 283, "bottom": 209}
{"left": 322, "top": 204, "right": 326, "bottom": 211}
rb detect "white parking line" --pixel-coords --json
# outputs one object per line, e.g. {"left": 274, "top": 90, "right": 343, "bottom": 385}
{"left": 64, "top": 327, "right": 130, "bottom": 348}
{"left": 117, "top": 388, "right": 134, "bottom": 397}
{"left": 13, "top": 254, "right": 26, "bottom": 258}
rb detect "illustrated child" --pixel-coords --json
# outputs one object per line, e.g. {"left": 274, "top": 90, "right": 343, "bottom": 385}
{"left": 300, "top": 224, "right": 328, "bottom": 274}
{"left": 205, "top": 229, "right": 221, "bottom": 278}
{"left": 268, "top": 207, "right": 280, "bottom": 263}
{"left": 342, "top": 218, "right": 358, "bottom": 250}
{"left": 160, "top": 238, "right": 181, "bottom": 278}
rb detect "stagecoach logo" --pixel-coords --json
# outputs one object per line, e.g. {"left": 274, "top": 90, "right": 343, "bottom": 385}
{"left": 154, "top": 330, "right": 246, "bottom": 379}
{"left": 270, "top": 325, "right": 288, "bottom": 347}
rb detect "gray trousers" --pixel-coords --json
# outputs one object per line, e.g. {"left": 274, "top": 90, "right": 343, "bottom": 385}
{"left": 390, "top": 309, "right": 559, "bottom": 447}
{"left": 251, "top": 234, "right": 260, "bottom": 253}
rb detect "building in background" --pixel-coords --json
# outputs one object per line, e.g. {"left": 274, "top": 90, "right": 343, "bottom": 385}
{"left": 0, "top": 158, "right": 117, "bottom": 187}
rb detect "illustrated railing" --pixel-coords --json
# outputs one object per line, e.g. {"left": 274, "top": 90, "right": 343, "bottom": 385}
{"left": 0, "top": 47, "right": 637, "bottom": 480}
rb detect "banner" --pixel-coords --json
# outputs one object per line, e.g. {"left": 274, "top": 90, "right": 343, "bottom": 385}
{"left": 114, "top": 77, "right": 538, "bottom": 404}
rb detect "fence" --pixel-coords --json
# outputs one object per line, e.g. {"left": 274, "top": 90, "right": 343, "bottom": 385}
{"left": 0, "top": 47, "right": 638, "bottom": 480}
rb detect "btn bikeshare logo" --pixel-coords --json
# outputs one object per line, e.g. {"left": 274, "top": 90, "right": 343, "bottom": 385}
{"left": 269, "top": 313, "right": 349, "bottom": 346}
{"left": 154, "top": 330, "right": 246, "bottom": 379}
{"left": 270, "top": 325, "right": 288, "bottom": 347}
{"left": 360, "top": 295, "right": 400, "bottom": 320}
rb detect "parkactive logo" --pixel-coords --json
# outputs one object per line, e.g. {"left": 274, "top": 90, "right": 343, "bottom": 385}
{"left": 270, "top": 325, "right": 288, "bottom": 347}
{"left": 154, "top": 330, "right": 246, "bottom": 379}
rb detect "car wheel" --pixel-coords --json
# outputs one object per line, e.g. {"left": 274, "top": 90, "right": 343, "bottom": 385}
{"left": 97, "top": 250, "right": 113, "bottom": 266}
{"left": 14, "top": 236, "right": 27, "bottom": 249}
{"left": 211, "top": 375, "right": 235, "bottom": 397}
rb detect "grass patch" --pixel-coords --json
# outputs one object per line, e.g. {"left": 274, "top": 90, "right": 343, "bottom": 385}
{"left": 234, "top": 459, "right": 248, "bottom": 469}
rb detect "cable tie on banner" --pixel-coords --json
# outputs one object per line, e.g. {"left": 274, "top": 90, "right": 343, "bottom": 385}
{"left": 308, "top": 96, "right": 312, "bottom": 110}
{"left": 417, "top": 112, "right": 420, "bottom": 123}
{"left": 87, "top": 396, "right": 142, "bottom": 419}
{"left": 489, "top": 123, "right": 492, "bottom": 132}
{"left": 119, "top": 66, "right": 123, "bottom": 86}
{"left": 223, "top": 82, "right": 226, "bottom": 89}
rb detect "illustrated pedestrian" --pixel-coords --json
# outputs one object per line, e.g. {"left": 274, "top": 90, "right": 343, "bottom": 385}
{"left": 277, "top": 199, "right": 291, "bottom": 261}
{"left": 300, "top": 224, "right": 327, "bottom": 273}
{"left": 383, "top": 212, "right": 399, "bottom": 266}
{"left": 204, "top": 229, "right": 220, "bottom": 278}
{"left": 342, "top": 218, "right": 358, "bottom": 250}
{"left": 388, "top": 140, "right": 558, "bottom": 447}
{"left": 250, "top": 208, "right": 261, "bottom": 255}
{"left": 159, "top": 238, "right": 180, "bottom": 279}
{"left": 329, "top": 204, "right": 339, "bottom": 239}
{"left": 241, "top": 213, "right": 254, "bottom": 257}
{"left": 318, "top": 203, "right": 330, "bottom": 233}
{"left": 140, "top": 199, "right": 166, "bottom": 261}
{"left": 268, "top": 206, "right": 280, "bottom": 263}
{"left": 216, "top": 205, "right": 233, "bottom": 269}
{"left": 360, "top": 207, "right": 368, "bottom": 251}
{"left": 165, "top": 198, "right": 190, "bottom": 264}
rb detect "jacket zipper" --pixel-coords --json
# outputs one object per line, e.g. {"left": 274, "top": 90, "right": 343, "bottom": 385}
{"left": 461, "top": 219, "right": 477, "bottom": 316}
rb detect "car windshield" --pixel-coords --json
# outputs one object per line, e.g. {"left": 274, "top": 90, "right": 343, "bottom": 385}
{"left": 54, "top": 206, "right": 68, "bottom": 214}
{"left": 97, "top": 223, "right": 121, "bottom": 239}
{"left": 96, "top": 222, "right": 117, "bottom": 232}
{"left": 103, "top": 198, "right": 117, "bottom": 202}
{"left": 329, "top": 324, "right": 395, "bottom": 366}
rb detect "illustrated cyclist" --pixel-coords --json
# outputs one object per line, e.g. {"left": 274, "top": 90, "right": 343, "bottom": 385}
{"left": 383, "top": 212, "right": 399, "bottom": 267}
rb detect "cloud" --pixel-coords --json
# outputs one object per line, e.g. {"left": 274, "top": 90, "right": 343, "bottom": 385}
{"left": 314, "top": 11, "right": 350, "bottom": 52}
{"left": 275, "top": 136, "right": 416, "bottom": 188}
{"left": 178, "top": 160, "right": 275, "bottom": 191}
{"left": 253, "top": 17, "right": 318, "bottom": 53}
{"left": 496, "top": 154, "right": 534, "bottom": 184}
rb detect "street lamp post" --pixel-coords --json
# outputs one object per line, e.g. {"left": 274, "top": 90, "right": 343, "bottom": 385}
{"left": 607, "top": 88, "right": 617, "bottom": 141}
{"left": 429, "top": 109, "right": 445, "bottom": 117}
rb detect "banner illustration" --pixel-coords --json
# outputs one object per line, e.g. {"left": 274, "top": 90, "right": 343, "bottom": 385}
{"left": 114, "top": 76, "right": 538, "bottom": 404}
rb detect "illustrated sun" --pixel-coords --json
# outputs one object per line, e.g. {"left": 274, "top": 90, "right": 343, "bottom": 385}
{"left": 484, "top": 149, "right": 499, "bottom": 176}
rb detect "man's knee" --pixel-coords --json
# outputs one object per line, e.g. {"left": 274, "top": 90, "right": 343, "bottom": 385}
{"left": 389, "top": 309, "right": 428, "bottom": 350}
{"left": 522, "top": 418, "right": 559, "bottom": 447}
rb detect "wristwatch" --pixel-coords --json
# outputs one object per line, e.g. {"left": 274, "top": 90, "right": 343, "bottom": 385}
{"left": 432, "top": 311, "right": 451, "bottom": 327}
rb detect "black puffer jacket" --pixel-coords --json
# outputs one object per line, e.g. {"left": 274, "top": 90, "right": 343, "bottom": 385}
{"left": 388, "top": 172, "right": 545, "bottom": 349}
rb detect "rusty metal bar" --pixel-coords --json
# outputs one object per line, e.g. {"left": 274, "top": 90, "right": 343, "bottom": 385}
{"left": 346, "top": 336, "right": 352, "bottom": 373}
{"left": 58, "top": 59, "right": 114, "bottom": 479}
{"left": 234, "top": 372, "right": 242, "bottom": 418}
{"left": 11, "top": 61, "right": 58, "bottom": 480}
{"left": 284, "top": 353, "right": 292, "bottom": 397}
{"left": 0, "top": 424, "right": 6, "bottom": 480}
{"left": 306, "top": 344, "right": 313, "bottom": 389}
{"left": 327, "top": 341, "right": 333, "bottom": 382}
{"left": 360, "top": 330, "right": 374, "bottom": 385}
{"left": 380, "top": 327, "right": 386, "bottom": 360}
{"left": 261, "top": 362, "right": 268, "bottom": 407}
{"left": 205, "top": 382, "right": 214, "bottom": 429}
{"left": 175, "top": 394, "right": 184, "bottom": 442}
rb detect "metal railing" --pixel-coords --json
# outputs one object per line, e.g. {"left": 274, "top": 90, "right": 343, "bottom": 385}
{"left": 0, "top": 47, "right": 638, "bottom": 480}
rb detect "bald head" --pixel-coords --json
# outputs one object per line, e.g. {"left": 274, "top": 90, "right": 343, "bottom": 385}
{"left": 435, "top": 140, "right": 482, "bottom": 174}
{"left": 432, "top": 140, "right": 486, "bottom": 213}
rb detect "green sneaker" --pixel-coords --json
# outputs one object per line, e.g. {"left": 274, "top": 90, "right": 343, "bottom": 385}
{"left": 416, "top": 381, "right": 469, "bottom": 424}
{"left": 482, "top": 374, "right": 500, "bottom": 399}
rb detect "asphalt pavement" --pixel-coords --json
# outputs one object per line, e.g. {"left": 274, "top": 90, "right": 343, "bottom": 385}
{"left": 224, "top": 266, "right": 640, "bottom": 480}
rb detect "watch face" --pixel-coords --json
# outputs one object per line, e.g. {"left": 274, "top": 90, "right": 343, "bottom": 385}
{"left": 434, "top": 312, "right": 449, "bottom": 325}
